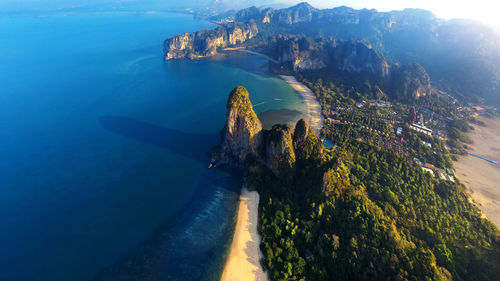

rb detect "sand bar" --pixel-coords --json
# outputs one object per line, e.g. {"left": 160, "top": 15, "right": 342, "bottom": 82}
{"left": 454, "top": 117, "right": 500, "bottom": 227}
{"left": 220, "top": 185, "right": 268, "bottom": 281}
{"left": 280, "top": 75, "right": 324, "bottom": 134}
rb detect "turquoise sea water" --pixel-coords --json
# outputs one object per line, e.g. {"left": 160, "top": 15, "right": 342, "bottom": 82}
{"left": 0, "top": 11, "right": 305, "bottom": 281}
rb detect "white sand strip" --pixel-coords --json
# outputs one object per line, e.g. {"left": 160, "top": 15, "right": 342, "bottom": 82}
{"left": 220, "top": 185, "right": 268, "bottom": 281}
{"left": 279, "top": 75, "right": 324, "bottom": 134}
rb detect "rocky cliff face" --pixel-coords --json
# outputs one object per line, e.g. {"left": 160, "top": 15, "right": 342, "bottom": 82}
{"left": 293, "top": 118, "right": 324, "bottom": 161}
{"left": 163, "top": 22, "right": 258, "bottom": 60}
{"left": 330, "top": 41, "right": 390, "bottom": 78}
{"left": 215, "top": 86, "right": 263, "bottom": 167}
{"left": 264, "top": 124, "right": 295, "bottom": 176}
{"left": 235, "top": 6, "right": 264, "bottom": 23}
{"left": 274, "top": 36, "right": 328, "bottom": 72}
{"left": 165, "top": 4, "right": 389, "bottom": 78}
{"left": 271, "top": 35, "right": 389, "bottom": 77}
{"left": 391, "top": 63, "right": 432, "bottom": 99}
{"left": 187, "top": 2, "right": 500, "bottom": 105}
{"left": 235, "top": 2, "right": 316, "bottom": 25}
{"left": 272, "top": 2, "right": 316, "bottom": 25}
{"left": 212, "top": 87, "right": 320, "bottom": 176}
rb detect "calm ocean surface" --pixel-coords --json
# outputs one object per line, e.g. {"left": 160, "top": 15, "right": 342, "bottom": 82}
{"left": 0, "top": 11, "right": 305, "bottom": 281}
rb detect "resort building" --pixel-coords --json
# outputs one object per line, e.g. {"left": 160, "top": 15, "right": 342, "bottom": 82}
{"left": 415, "top": 160, "right": 456, "bottom": 183}
{"left": 424, "top": 163, "right": 444, "bottom": 173}
{"left": 410, "top": 123, "right": 432, "bottom": 136}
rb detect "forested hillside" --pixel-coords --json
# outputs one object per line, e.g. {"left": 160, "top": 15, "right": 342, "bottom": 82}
{"left": 250, "top": 133, "right": 500, "bottom": 281}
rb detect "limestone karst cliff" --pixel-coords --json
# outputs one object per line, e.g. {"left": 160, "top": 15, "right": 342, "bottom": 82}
{"left": 264, "top": 124, "right": 296, "bottom": 176}
{"left": 331, "top": 40, "right": 390, "bottom": 78}
{"left": 391, "top": 63, "right": 432, "bottom": 100}
{"left": 211, "top": 86, "right": 321, "bottom": 177}
{"left": 163, "top": 21, "right": 258, "bottom": 60}
{"left": 271, "top": 35, "right": 390, "bottom": 77}
{"left": 273, "top": 36, "right": 328, "bottom": 72}
{"left": 214, "top": 86, "right": 263, "bottom": 167}
{"left": 164, "top": 5, "right": 390, "bottom": 78}
{"left": 165, "top": 2, "right": 500, "bottom": 104}
{"left": 293, "top": 118, "right": 324, "bottom": 161}
{"left": 235, "top": 2, "right": 316, "bottom": 25}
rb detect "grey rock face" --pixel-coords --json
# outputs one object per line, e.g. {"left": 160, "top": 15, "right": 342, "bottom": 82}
{"left": 264, "top": 124, "right": 295, "bottom": 176}
{"left": 331, "top": 41, "right": 390, "bottom": 78}
{"left": 216, "top": 86, "right": 263, "bottom": 167}
{"left": 164, "top": 22, "right": 258, "bottom": 60}
{"left": 392, "top": 63, "right": 432, "bottom": 99}
{"left": 273, "top": 36, "right": 389, "bottom": 77}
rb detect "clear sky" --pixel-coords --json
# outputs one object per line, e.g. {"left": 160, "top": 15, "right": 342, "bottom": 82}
{"left": 302, "top": 0, "right": 500, "bottom": 27}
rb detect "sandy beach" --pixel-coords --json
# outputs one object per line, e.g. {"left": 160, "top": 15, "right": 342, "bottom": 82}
{"left": 454, "top": 117, "right": 500, "bottom": 226}
{"left": 220, "top": 185, "right": 268, "bottom": 281}
{"left": 280, "top": 75, "right": 324, "bottom": 134}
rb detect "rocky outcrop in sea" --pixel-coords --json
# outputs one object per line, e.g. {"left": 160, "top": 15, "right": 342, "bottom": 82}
{"left": 210, "top": 86, "right": 323, "bottom": 177}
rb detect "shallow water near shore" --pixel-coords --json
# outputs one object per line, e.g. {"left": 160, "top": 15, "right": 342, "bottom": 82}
{"left": 0, "top": 11, "right": 305, "bottom": 281}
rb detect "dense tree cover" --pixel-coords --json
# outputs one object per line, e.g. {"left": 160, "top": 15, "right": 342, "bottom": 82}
{"left": 249, "top": 131, "right": 500, "bottom": 281}
{"left": 415, "top": 95, "right": 462, "bottom": 121}
{"left": 401, "top": 129, "right": 452, "bottom": 168}
{"left": 296, "top": 70, "right": 386, "bottom": 106}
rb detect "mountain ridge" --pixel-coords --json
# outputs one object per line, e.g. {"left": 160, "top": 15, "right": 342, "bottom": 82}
{"left": 175, "top": 2, "right": 500, "bottom": 105}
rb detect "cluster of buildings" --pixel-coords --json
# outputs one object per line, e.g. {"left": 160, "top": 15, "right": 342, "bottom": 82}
{"left": 413, "top": 158, "right": 455, "bottom": 183}
{"left": 407, "top": 107, "right": 449, "bottom": 139}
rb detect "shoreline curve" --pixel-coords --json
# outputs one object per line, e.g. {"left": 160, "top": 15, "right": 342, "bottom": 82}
{"left": 279, "top": 75, "right": 324, "bottom": 134}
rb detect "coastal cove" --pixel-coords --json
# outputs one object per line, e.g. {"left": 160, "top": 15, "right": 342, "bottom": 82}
{"left": 3, "top": 1, "right": 500, "bottom": 281}
{"left": 0, "top": 11, "right": 309, "bottom": 281}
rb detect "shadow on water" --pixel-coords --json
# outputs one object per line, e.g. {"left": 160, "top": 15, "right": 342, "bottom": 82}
{"left": 99, "top": 116, "right": 219, "bottom": 163}
{"left": 96, "top": 116, "right": 242, "bottom": 281}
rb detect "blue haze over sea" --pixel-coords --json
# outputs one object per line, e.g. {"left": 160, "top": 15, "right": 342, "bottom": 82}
{"left": 0, "top": 8, "right": 305, "bottom": 281}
